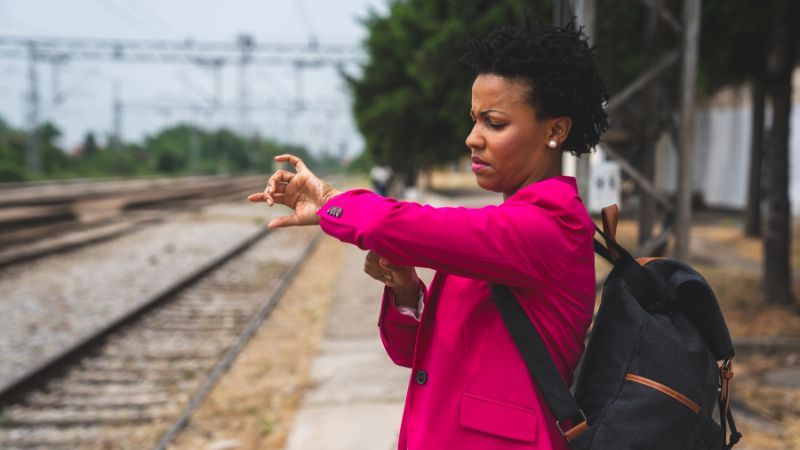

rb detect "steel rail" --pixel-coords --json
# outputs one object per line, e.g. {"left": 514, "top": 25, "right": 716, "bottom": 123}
{"left": 154, "top": 232, "right": 322, "bottom": 449}
{"left": 0, "top": 226, "right": 271, "bottom": 406}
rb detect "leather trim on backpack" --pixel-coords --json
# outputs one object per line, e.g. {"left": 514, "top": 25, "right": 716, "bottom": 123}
{"left": 635, "top": 256, "right": 667, "bottom": 266}
{"left": 625, "top": 373, "right": 700, "bottom": 414}
{"left": 564, "top": 420, "right": 589, "bottom": 442}
{"left": 601, "top": 205, "right": 620, "bottom": 260}
{"left": 601, "top": 205, "right": 619, "bottom": 240}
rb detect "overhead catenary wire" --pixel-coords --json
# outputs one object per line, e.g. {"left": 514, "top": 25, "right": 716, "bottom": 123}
{"left": 1, "top": 31, "right": 364, "bottom": 157}
{"left": 114, "top": 0, "right": 182, "bottom": 37}
{"left": 89, "top": 0, "right": 162, "bottom": 36}
{"left": 294, "top": 0, "right": 319, "bottom": 47}
{"left": 0, "top": 35, "right": 365, "bottom": 70}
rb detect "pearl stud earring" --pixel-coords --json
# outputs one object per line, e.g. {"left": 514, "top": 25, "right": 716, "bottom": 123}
{"left": 548, "top": 139, "right": 558, "bottom": 149}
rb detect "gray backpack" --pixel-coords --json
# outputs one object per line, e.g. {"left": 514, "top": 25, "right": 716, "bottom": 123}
{"left": 492, "top": 205, "right": 741, "bottom": 449}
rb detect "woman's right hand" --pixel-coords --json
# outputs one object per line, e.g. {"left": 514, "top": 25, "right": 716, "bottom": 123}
{"left": 247, "top": 154, "right": 341, "bottom": 229}
{"left": 364, "top": 251, "right": 420, "bottom": 307}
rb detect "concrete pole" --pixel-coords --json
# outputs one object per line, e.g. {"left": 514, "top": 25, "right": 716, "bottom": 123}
{"left": 675, "top": 0, "right": 702, "bottom": 262}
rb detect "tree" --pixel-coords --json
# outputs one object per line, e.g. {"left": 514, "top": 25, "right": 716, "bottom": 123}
{"left": 347, "top": 0, "right": 549, "bottom": 185}
{"left": 36, "top": 122, "right": 69, "bottom": 177}
{"left": 81, "top": 132, "right": 100, "bottom": 158}
{"left": 0, "top": 117, "right": 28, "bottom": 182}
{"left": 695, "top": 0, "right": 797, "bottom": 305}
{"left": 763, "top": 0, "right": 797, "bottom": 305}
{"left": 698, "top": 0, "right": 770, "bottom": 237}
{"left": 0, "top": 114, "right": 313, "bottom": 180}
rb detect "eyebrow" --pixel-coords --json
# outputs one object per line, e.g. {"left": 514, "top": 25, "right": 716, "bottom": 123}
{"left": 471, "top": 109, "right": 506, "bottom": 117}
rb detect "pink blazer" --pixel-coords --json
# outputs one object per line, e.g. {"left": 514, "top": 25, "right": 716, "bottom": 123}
{"left": 317, "top": 175, "right": 596, "bottom": 450}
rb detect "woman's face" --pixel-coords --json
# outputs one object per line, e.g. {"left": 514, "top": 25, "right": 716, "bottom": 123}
{"left": 466, "top": 74, "right": 565, "bottom": 199}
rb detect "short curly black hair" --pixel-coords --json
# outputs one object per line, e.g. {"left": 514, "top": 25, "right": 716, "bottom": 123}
{"left": 463, "top": 19, "right": 609, "bottom": 156}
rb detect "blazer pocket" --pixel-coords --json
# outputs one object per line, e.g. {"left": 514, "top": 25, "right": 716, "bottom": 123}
{"left": 459, "top": 392, "right": 537, "bottom": 443}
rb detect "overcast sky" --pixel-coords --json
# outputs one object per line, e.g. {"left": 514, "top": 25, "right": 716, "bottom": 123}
{"left": 0, "top": 0, "right": 387, "bottom": 157}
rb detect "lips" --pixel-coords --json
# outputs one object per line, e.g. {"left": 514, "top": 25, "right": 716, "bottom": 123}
{"left": 471, "top": 155, "right": 488, "bottom": 165}
{"left": 471, "top": 155, "right": 489, "bottom": 174}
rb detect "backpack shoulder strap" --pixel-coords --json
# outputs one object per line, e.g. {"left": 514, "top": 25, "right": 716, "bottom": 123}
{"left": 491, "top": 283, "right": 587, "bottom": 442}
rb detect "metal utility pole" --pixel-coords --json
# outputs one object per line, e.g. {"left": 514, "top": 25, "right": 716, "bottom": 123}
{"left": 237, "top": 34, "right": 253, "bottom": 137}
{"left": 553, "top": 0, "right": 594, "bottom": 202}
{"left": 587, "top": 0, "right": 696, "bottom": 261}
{"left": 111, "top": 80, "right": 124, "bottom": 174}
{"left": 48, "top": 54, "right": 68, "bottom": 105}
{"left": 294, "top": 60, "right": 305, "bottom": 111}
{"left": 112, "top": 80, "right": 122, "bottom": 154}
{"left": 25, "top": 41, "right": 40, "bottom": 174}
{"left": 192, "top": 56, "right": 224, "bottom": 109}
{"left": 553, "top": 0, "right": 573, "bottom": 27}
{"left": 675, "top": 0, "right": 701, "bottom": 262}
{"left": 238, "top": 34, "right": 254, "bottom": 169}
{"left": 572, "top": 0, "right": 595, "bottom": 203}
{"left": 189, "top": 124, "right": 199, "bottom": 173}
{"left": 637, "top": 0, "right": 667, "bottom": 247}
{"left": 211, "top": 60, "right": 223, "bottom": 109}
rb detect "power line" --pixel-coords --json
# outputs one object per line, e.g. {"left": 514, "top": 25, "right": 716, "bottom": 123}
{"left": 120, "top": 99, "right": 347, "bottom": 113}
{"left": 0, "top": 35, "right": 365, "bottom": 66}
{"left": 294, "top": 0, "right": 319, "bottom": 47}
{"left": 115, "top": 0, "right": 181, "bottom": 36}
{"left": 175, "top": 69, "right": 216, "bottom": 108}
{"left": 255, "top": 68, "right": 292, "bottom": 99}
{"left": 191, "top": 57, "right": 225, "bottom": 108}
{"left": 2, "top": 34, "right": 363, "bottom": 155}
{"left": 90, "top": 0, "right": 162, "bottom": 35}
{"left": 54, "top": 67, "right": 104, "bottom": 107}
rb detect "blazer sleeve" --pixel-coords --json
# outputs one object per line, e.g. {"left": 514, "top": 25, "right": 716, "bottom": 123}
{"left": 377, "top": 279, "right": 427, "bottom": 368}
{"left": 317, "top": 189, "right": 572, "bottom": 288}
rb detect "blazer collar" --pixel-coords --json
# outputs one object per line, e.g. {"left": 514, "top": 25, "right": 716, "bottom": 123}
{"left": 503, "top": 175, "right": 577, "bottom": 203}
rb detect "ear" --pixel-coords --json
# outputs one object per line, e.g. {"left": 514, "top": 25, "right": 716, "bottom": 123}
{"left": 548, "top": 116, "right": 572, "bottom": 145}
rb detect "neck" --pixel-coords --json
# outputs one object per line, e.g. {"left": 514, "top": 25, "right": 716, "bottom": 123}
{"left": 503, "top": 167, "right": 563, "bottom": 201}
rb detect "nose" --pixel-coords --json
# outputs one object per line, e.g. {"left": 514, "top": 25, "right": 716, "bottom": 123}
{"left": 465, "top": 123, "right": 484, "bottom": 151}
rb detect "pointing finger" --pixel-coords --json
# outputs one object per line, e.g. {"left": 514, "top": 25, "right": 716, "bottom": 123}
{"left": 248, "top": 193, "right": 266, "bottom": 202}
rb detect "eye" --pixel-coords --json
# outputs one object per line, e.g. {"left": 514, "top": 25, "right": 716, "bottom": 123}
{"left": 486, "top": 120, "right": 506, "bottom": 130}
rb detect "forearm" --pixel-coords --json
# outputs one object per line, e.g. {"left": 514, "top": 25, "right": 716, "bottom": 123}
{"left": 316, "top": 189, "right": 560, "bottom": 287}
{"left": 378, "top": 281, "right": 425, "bottom": 368}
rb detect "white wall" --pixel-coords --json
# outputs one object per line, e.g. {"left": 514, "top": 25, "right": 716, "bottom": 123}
{"left": 656, "top": 96, "right": 799, "bottom": 216}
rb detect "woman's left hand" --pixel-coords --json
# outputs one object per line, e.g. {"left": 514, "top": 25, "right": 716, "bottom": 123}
{"left": 248, "top": 154, "right": 341, "bottom": 229}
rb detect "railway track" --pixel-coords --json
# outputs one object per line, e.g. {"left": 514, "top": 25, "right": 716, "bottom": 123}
{"left": 0, "top": 225, "right": 320, "bottom": 449}
{"left": 0, "top": 176, "right": 266, "bottom": 269}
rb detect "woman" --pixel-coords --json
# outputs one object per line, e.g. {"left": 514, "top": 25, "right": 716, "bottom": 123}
{"left": 249, "top": 19, "right": 609, "bottom": 450}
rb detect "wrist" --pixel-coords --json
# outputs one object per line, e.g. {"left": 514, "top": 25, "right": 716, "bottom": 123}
{"left": 391, "top": 279, "right": 422, "bottom": 308}
{"left": 320, "top": 186, "right": 342, "bottom": 206}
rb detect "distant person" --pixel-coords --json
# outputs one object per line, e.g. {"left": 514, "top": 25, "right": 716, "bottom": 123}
{"left": 370, "top": 163, "right": 393, "bottom": 196}
{"left": 250, "top": 18, "right": 608, "bottom": 450}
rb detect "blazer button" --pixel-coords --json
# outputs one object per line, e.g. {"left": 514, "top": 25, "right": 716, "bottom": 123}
{"left": 415, "top": 370, "right": 428, "bottom": 385}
